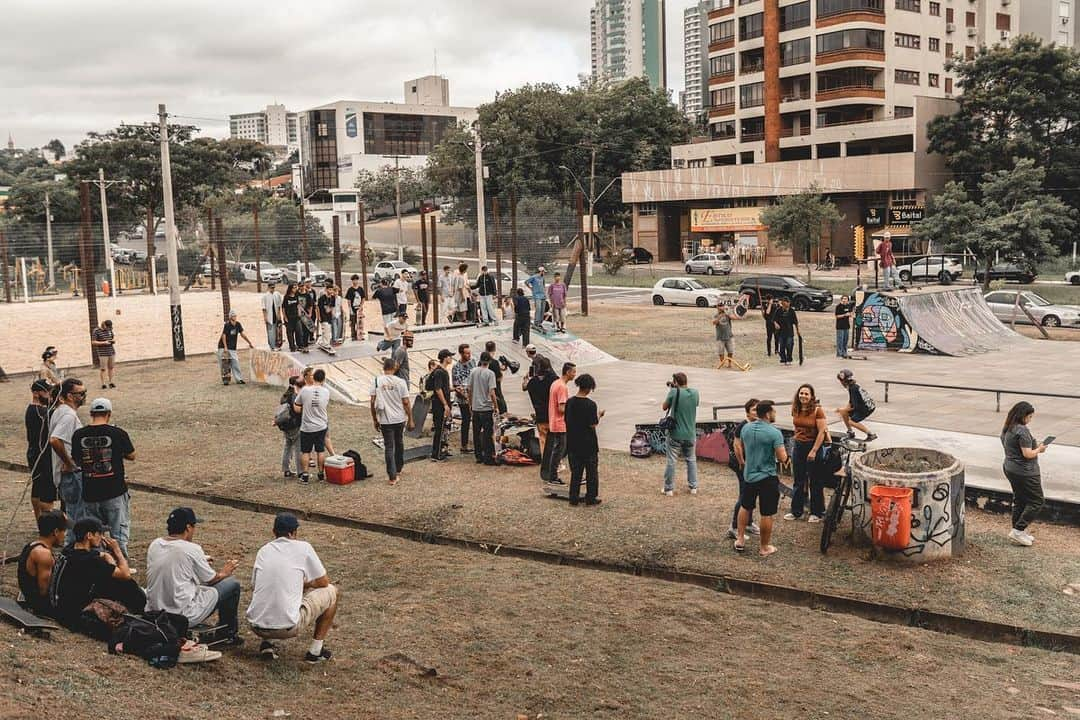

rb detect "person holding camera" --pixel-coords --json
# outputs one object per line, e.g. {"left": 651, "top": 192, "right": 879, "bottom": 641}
{"left": 91, "top": 319, "right": 117, "bottom": 388}
{"left": 661, "top": 372, "right": 700, "bottom": 496}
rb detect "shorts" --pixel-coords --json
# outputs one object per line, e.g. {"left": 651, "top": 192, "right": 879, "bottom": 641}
{"left": 739, "top": 476, "right": 780, "bottom": 516}
{"left": 250, "top": 584, "right": 338, "bottom": 640}
{"left": 300, "top": 429, "right": 327, "bottom": 454}
{"left": 717, "top": 338, "right": 734, "bottom": 356}
{"left": 31, "top": 465, "right": 57, "bottom": 503}
{"left": 851, "top": 409, "right": 870, "bottom": 424}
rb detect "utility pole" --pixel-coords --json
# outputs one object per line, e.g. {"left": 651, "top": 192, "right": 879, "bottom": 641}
{"left": 253, "top": 204, "right": 262, "bottom": 294}
{"left": 215, "top": 216, "right": 231, "bottom": 320}
{"left": 420, "top": 207, "right": 429, "bottom": 276}
{"left": 79, "top": 182, "right": 100, "bottom": 368}
{"left": 92, "top": 168, "right": 123, "bottom": 297}
{"left": 44, "top": 192, "right": 56, "bottom": 289}
{"left": 492, "top": 197, "right": 503, "bottom": 298}
{"left": 358, "top": 201, "right": 369, "bottom": 291}
{"left": 159, "top": 103, "right": 185, "bottom": 360}
{"left": 576, "top": 191, "right": 588, "bottom": 317}
{"left": 429, "top": 215, "right": 438, "bottom": 324}
{"left": 588, "top": 147, "right": 597, "bottom": 276}
{"left": 510, "top": 190, "right": 518, "bottom": 292}
{"left": 383, "top": 154, "right": 409, "bottom": 261}
{"left": 468, "top": 126, "right": 491, "bottom": 266}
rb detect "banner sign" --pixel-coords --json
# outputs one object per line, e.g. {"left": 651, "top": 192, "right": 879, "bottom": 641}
{"left": 691, "top": 207, "right": 765, "bottom": 233}
{"left": 889, "top": 206, "right": 924, "bottom": 224}
{"left": 864, "top": 207, "right": 886, "bottom": 227}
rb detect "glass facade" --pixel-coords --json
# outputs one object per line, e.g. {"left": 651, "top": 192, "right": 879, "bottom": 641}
{"left": 300, "top": 109, "right": 339, "bottom": 195}
{"left": 362, "top": 113, "right": 455, "bottom": 156}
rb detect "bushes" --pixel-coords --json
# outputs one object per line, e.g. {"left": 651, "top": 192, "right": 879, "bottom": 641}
{"left": 602, "top": 250, "right": 627, "bottom": 276}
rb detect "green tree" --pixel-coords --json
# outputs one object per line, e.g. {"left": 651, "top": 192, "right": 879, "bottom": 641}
{"left": 913, "top": 159, "right": 1074, "bottom": 290}
{"left": 44, "top": 139, "right": 66, "bottom": 162}
{"left": 354, "top": 165, "right": 431, "bottom": 216}
{"left": 514, "top": 196, "right": 576, "bottom": 271}
{"left": 759, "top": 185, "right": 842, "bottom": 283}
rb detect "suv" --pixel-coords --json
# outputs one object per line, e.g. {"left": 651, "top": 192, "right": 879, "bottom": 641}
{"left": 283, "top": 264, "right": 328, "bottom": 284}
{"left": 896, "top": 256, "right": 963, "bottom": 283}
{"left": 373, "top": 260, "right": 418, "bottom": 283}
{"left": 621, "top": 246, "right": 653, "bottom": 264}
{"left": 974, "top": 262, "right": 1037, "bottom": 284}
{"left": 685, "top": 253, "right": 733, "bottom": 275}
{"left": 240, "top": 261, "right": 283, "bottom": 284}
{"left": 738, "top": 275, "right": 833, "bottom": 311}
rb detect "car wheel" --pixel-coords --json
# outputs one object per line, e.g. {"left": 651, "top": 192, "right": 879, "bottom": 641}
{"left": 1071, "top": 275, "right": 1080, "bottom": 286}
{"left": 696, "top": 297, "right": 709, "bottom": 308}
{"left": 652, "top": 295, "right": 665, "bottom": 306}
{"left": 743, "top": 292, "right": 758, "bottom": 308}
{"left": 685, "top": 265, "right": 693, "bottom": 274}
{"left": 1024, "top": 275, "right": 1036, "bottom": 284}
{"left": 1041, "top": 315, "right": 1061, "bottom": 328}
{"left": 706, "top": 267, "right": 714, "bottom": 275}
{"left": 793, "top": 297, "right": 808, "bottom": 311}
{"left": 899, "top": 270, "right": 912, "bottom": 282}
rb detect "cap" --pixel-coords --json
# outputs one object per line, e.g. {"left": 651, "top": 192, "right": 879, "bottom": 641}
{"left": 89, "top": 397, "right": 112, "bottom": 413}
{"left": 437, "top": 348, "right": 454, "bottom": 361}
{"left": 525, "top": 344, "right": 537, "bottom": 352}
{"left": 838, "top": 368, "right": 855, "bottom": 381}
{"left": 30, "top": 379, "right": 52, "bottom": 393}
{"left": 166, "top": 507, "right": 200, "bottom": 533}
{"left": 537, "top": 266, "right": 546, "bottom": 273}
{"left": 229, "top": 310, "right": 238, "bottom": 317}
{"left": 273, "top": 512, "right": 300, "bottom": 536}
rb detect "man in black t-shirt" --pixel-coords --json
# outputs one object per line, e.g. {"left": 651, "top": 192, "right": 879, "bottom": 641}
{"left": 523, "top": 355, "right": 556, "bottom": 456}
{"left": 218, "top": 310, "right": 255, "bottom": 384}
{"left": 344, "top": 275, "right": 366, "bottom": 340}
{"left": 413, "top": 271, "right": 431, "bottom": 325}
{"left": 373, "top": 279, "right": 399, "bottom": 329}
{"left": 772, "top": 297, "right": 799, "bottom": 366}
{"left": 71, "top": 398, "right": 136, "bottom": 556}
{"left": 834, "top": 294, "right": 854, "bottom": 358}
{"left": 564, "top": 373, "right": 602, "bottom": 506}
{"left": 283, "top": 284, "right": 303, "bottom": 351}
{"left": 50, "top": 517, "right": 144, "bottom": 631}
{"left": 426, "top": 349, "right": 453, "bottom": 460}
{"left": 25, "top": 379, "right": 55, "bottom": 517}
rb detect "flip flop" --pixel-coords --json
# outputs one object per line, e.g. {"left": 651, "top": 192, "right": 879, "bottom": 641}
{"left": 733, "top": 543, "right": 745, "bottom": 553}
{"left": 759, "top": 545, "right": 778, "bottom": 557}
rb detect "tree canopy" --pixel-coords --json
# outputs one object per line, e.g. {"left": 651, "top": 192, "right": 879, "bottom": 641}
{"left": 759, "top": 185, "right": 842, "bottom": 282}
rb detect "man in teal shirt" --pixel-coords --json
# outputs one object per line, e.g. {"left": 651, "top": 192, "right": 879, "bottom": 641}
{"left": 737, "top": 400, "right": 789, "bottom": 556}
{"left": 661, "top": 372, "right": 700, "bottom": 496}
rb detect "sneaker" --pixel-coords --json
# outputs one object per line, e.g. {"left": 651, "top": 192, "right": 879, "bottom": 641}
{"left": 807, "top": 515, "right": 823, "bottom": 524}
{"left": 662, "top": 489, "right": 674, "bottom": 497}
{"left": 783, "top": 512, "right": 801, "bottom": 521}
{"left": 304, "top": 648, "right": 333, "bottom": 663}
{"left": 569, "top": 499, "right": 580, "bottom": 506}
{"left": 864, "top": 433, "right": 878, "bottom": 442}
{"left": 101, "top": 384, "right": 107, "bottom": 389}
{"left": 317, "top": 471, "right": 325, "bottom": 482}
{"left": 178, "top": 644, "right": 222, "bottom": 664}
{"left": 1008, "top": 528, "right": 1033, "bottom": 546}
{"left": 845, "top": 430, "right": 856, "bottom": 439}
{"left": 584, "top": 498, "right": 602, "bottom": 506}
{"left": 108, "top": 383, "right": 116, "bottom": 388}
{"left": 236, "top": 380, "right": 246, "bottom": 385}
{"left": 1022, "top": 530, "right": 1035, "bottom": 544}
{"left": 689, "top": 488, "right": 698, "bottom": 496}
{"left": 299, "top": 473, "right": 311, "bottom": 484}
{"left": 259, "top": 640, "right": 278, "bottom": 660}
{"left": 746, "top": 522, "right": 761, "bottom": 536}
{"left": 284, "top": 470, "right": 294, "bottom": 478}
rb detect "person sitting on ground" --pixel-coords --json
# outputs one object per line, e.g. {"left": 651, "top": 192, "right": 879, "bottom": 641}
{"left": 18, "top": 510, "right": 66, "bottom": 616}
{"left": 246, "top": 513, "right": 338, "bottom": 663}
{"left": 144, "top": 508, "right": 244, "bottom": 648}
{"left": 49, "top": 517, "right": 146, "bottom": 630}
{"left": 835, "top": 369, "right": 877, "bottom": 441}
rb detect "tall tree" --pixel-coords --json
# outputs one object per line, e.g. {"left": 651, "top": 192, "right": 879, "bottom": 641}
{"left": 44, "top": 139, "right": 66, "bottom": 162}
{"left": 759, "top": 185, "right": 842, "bottom": 282}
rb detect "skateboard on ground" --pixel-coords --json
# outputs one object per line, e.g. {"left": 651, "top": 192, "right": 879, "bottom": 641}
{"left": 0, "top": 597, "right": 59, "bottom": 638}
{"left": 219, "top": 351, "right": 232, "bottom": 385}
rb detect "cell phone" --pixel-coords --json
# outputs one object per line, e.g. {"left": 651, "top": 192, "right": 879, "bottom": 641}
{"left": 1042, "top": 436, "right": 1056, "bottom": 446}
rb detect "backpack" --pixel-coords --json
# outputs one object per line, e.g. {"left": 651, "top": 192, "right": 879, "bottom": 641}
{"left": 343, "top": 449, "right": 370, "bottom": 479}
{"left": 630, "top": 431, "right": 653, "bottom": 458}
{"left": 856, "top": 384, "right": 877, "bottom": 415}
{"left": 274, "top": 403, "right": 296, "bottom": 431}
{"left": 723, "top": 423, "right": 743, "bottom": 471}
{"left": 111, "top": 610, "right": 188, "bottom": 668}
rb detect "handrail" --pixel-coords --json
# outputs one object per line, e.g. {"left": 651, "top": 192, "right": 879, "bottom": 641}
{"left": 712, "top": 400, "right": 791, "bottom": 420}
{"left": 875, "top": 380, "right": 1080, "bottom": 413}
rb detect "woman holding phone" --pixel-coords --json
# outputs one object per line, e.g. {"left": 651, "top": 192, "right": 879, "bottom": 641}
{"left": 1001, "top": 401, "right": 1048, "bottom": 547}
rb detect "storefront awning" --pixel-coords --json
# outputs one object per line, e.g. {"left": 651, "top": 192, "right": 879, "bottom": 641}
{"left": 871, "top": 225, "right": 911, "bottom": 237}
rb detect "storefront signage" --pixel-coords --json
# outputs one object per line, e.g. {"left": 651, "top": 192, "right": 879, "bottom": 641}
{"left": 889, "top": 206, "right": 924, "bottom": 224}
{"left": 691, "top": 207, "right": 765, "bottom": 233}
{"left": 864, "top": 207, "right": 886, "bottom": 227}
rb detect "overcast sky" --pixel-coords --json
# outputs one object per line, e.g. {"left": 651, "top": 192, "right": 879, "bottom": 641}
{"left": 1, "top": 0, "right": 691, "bottom": 152}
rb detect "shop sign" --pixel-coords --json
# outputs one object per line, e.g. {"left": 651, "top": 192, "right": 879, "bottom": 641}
{"left": 864, "top": 207, "right": 886, "bottom": 227}
{"left": 690, "top": 207, "right": 765, "bottom": 233}
{"left": 889, "top": 206, "right": 924, "bottom": 224}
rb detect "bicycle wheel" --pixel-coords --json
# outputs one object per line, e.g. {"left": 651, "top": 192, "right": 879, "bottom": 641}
{"left": 819, "top": 475, "right": 852, "bottom": 554}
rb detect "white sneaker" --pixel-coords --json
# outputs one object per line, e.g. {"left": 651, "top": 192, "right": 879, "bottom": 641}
{"left": 662, "top": 489, "right": 674, "bottom": 497}
{"left": 747, "top": 523, "right": 761, "bottom": 536}
{"left": 807, "top": 515, "right": 823, "bottom": 524}
{"left": 1008, "top": 528, "right": 1033, "bottom": 547}
{"left": 689, "top": 488, "right": 698, "bottom": 495}
{"left": 783, "top": 512, "right": 800, "bottom": 521}
{"left": 178, "top": 644, "right": 222, "bottom": 664}
{"left": 1021, "top": 530, "right": 1035, "bottom": 544}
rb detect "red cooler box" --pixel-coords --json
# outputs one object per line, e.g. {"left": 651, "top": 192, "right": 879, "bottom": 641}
{"left": 324, "top": 455, "right": 355, "bottom": 485}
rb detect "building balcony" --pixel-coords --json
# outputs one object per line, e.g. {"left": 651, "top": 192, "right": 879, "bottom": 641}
{"left": 708, "top": 4, "right": 735, "bottom": 20}
{"left": 781, "top": 88, "right": 813, "bottom": 102}
{"left": 816, "top": 115, "right": 877, "bottom": 129}
{"left": 709, "top": 103, "right": 736, "bottom": 118}
{"left": 816, "top": 2, "right": 885, "bottom": 28}
{"left": 709, "top": 38, "right": 735, "bottom": 53}
{"left": 815, "top": 48, "right": 885, "bottom": 65}
{"left": 741, "top": 132, "right": 765, "bottom": 143}
{"left": 741, "top": 62, "right": 765, "bottom": 74}
{"left": 816, "top": 85, "right": 886, "bottom": 102}
{"left": 709, "top": 72, "right": 735, "bottom": 86}
{"left": 779, "top": 126, "right": 813, "bottom": 138}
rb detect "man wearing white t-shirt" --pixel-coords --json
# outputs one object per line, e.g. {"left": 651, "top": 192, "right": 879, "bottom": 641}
{"left": 144, "top": 507, "right": 244, "bottom": 647}
{"left": 49, "top": 378, "right": 85, "bottom": 535}
{"left": 369, "top": 357, "right": 414, "bottom": 485}
{"left": 293, "top": 369, "right": 330, "bottom": 484}
{"left": 246, "top": 513, "right": 338, "bottom": 663}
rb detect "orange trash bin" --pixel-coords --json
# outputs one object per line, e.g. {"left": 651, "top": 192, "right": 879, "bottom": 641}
{"left": 869, "top": 486, "right": 913, "bottom": 551}
{"left": 102, "top": 279, "right": 110, "bottom": 296}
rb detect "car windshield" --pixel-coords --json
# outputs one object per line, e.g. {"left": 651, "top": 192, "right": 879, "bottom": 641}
{"left": 685, "top": 279, "right": 706, "bottom": 290}
{"left": 783, "top": 277, "right": 806, "bottom": 287}
{"left": 1024, "top": 293, "right": 1051, "bottom": 306}
{"left": 391, "top": 261, "right": 410, "bottom": 268}
{"left": 259, "top": 262, "right": 275, "bottom": 269}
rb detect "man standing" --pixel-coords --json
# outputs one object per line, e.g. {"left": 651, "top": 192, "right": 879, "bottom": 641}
{"left": 565, "top": 373, "right": 603, "bottom": 506}
{"left": 547, "top": 272, "right": 568, "bottom": 334}
{"left": 294, "top": 369, "right": 331, "bottom": 484}
{"left": 392, "top": 272, "right": 410, "bottom": 317}
{"left": 17, "top": 510, "right": 66, "bottom": 615}
{"left": 426, "top": 349, "right": 453, "bottom": 462}
{"left": 525, "top": 266, "right": 547, "bottom": 330}
{"left": 541, "top": 362, "right": 576, "bottom": 484}
{"left": 373, "top": 278, "right": 399, "bottom": 329}
{"left": 49, "top": 378, "right": 85, "bottom": 533}
{"left": 413, "top": 270, "right": 431, "bottom": 325}
{"left": 246, "top": 513, "right": 339, "bottom": 663}
{"left": 476, "top": 266, "right": 498, "bottom": 325}
{"left": 301, "top": 279, "right": 318, "bottom": 349}
{"left": 218, "top": 310, "right": 255, "bottom": 384}
{"left": 736, "top": 400, "right": 789, "bottom": 557}
{"left": 834, "top": 294, "right": 854, "bottom": 358}
{"left": 316, "top": 283, "right": 336, "bottom": 352}
{"left": 661, "top": 372, "right": 700, "bottom": 496}
{"left": 772, "top": 297, "right": 799, "bottom": 366}
{"left": 484, "top": 340, "right": 507, "bottom": 414}
{"left": 452, "top": 263, "right": 470, "bottom": 323}
{"left": 145, "top": 508, "right": 243, "bottom": 647}
{"left": 878, "top": 231, "right": 900, "bottom": 290}
{"left": 512, "top": 289, "right": 531, "bottom": 345}
{"left": 453, "top": 344, "right": 476, "bottom": 454}
{"left": 467, "top": 352, "right": 499, "bottom": 465}
{"left": 393, "top": 331, "right": 413, "bottom": 386}
{"left": 370, "top": 357, "right": 413, "bottom": 485}
{"left": 344, "top": 275, "right": 366, "bottom": 341}
{"left": 91, "top": 319, "right": 117, "bottom": 388}
{"left": 261, "top": 282, "right": 283, "bottom": 350}
{"left": 26, "top": 379, "right": 55, "bottom": 519}
{"left": 523, "top": 354, "right": 556, "bottom": 457}
{"left": 71, "top": 398, "right": 135, "bottom": 557}
{"left": 438, "top": 265, "right": 453, "bottom": 323}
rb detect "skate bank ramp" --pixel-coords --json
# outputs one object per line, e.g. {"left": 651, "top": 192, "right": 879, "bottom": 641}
{"left": 855, "top": 286, "right": 1022, "bottom": 356}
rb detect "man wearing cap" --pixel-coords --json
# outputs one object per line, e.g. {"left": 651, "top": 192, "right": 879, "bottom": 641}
{"left": 91, "top": 319, "right": 117, "bottom": 389}
{"left": 145, "top": 508, "right": 244, "bottom": 647}
{"left": 392, "top": 271, "right": 410, "bottom": 317}
{"left": 261, "top": 281, "right": 284, "bottom": 350}
{"left": 25, "top": 379, "right": 55, "bottom": 519}
{"left": 247, "top": 513, "right": 338, "bottom": 663}
{"left": 344, "top": 275, "right": 367, "bottom": 341}
{"left": 512, "top": 288, "right": 531, "bottom": 345}
{"left": 49, "top": 377, "right": 86, "bottom": 535}
{"left": 525, "top": 267, "right": 547, "bottom": 330}
{"left": 393, "top": 331, "right": 413, "bottom": 386}
{"left": 878, "top": 231, "right": 900, "bottom": 291}
{"left": 476, "top": 266, "right": 498, "bottom": 326}
{"left": 218, "top": 311, "right": 255, "bottom": 384}
{"left": 71, "top": 398, "right": 135, "bottom": 557}
{"left": 426, "top": 349, "right": 454, "bottom": 461}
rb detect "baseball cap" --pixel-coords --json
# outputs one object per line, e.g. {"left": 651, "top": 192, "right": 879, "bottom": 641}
{"left": 525, "top": 344, "right": 537, "bottom": 352}
{"left": 437, "top": 348, "right": 454, "bottom": 361}
{"left": 89, "top": 397, "right": 112, "bottom": 413}
{"left": 229, "top": 310, "right": 238, "bottom": 318}
{"left": 838, "top": 369, "right": 855, "bottom": 382}
{"left": 537, "top": 266, "right": 546, "bottom": 272}
{"left": 166, "top": 507, "right": 201, "bottom": 534}
{"left": 273, "top": 512, "right": 300, "bottom": 536}
{"left": 30, "top": 379, "right": 52, "bottom": 393}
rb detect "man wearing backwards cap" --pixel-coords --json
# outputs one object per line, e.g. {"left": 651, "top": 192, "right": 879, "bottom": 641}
{"left": 70, "top": 398, "right": 136, "bottom": 557}
{"left": 145, "top": 507, "right": 245, "bottom": 648}
{"left": 247, "top": 513, "right": 338, "bottom": 663}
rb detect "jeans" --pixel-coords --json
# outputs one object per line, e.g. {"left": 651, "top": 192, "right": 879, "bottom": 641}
{"left": 376, "top": 338, "right": 401, "bottom": 353}
{"left": 1004, "top": 469, "right": 1044, "bottom": 531}
{"left": 58, "top": 471, "right": 84, "bottom": 534}
{"left": 541, "top": 431, "right": 567, "bottom": 482}
{"left": 790, "top": 440, "right": 824, "bottom": 518}
{"left": 479, "top": 295, "right": 497, "bottom": 324}
{"left": 457, "top": 400, "right": 472, "bottom": 448}
{"left": 730, "top": 468, "right": 755, "bottom": 529}
{"left": 210, "top": 576, "right": 241, "bottom": 636}
{"left": 380, "top": 422, "right": 405, "bottom": 479}
{"left": 418, "top": 302, "right": 429, "bottom": 325}
{"left": 663, "top": 438, "right": 698, "bottom": 492}
{"left": 836, "top": 328, "right": 849, "bottom": 357}
{"left": 265, "top": 322, "right": 278, "bottom": 350}
{"left": 569, "top": 452, "right": 598, "bottom": 501}
{"left": 82, "top": 492, "right": 131, "bottom": 557}
{"left": 882, "top": 265, "right": 901, "bottom": 290}
{"left": 332, "top": 316, "right": 343, "bottom": 343}
{"left": 286, "top": 316, "right": 301, "bottom": 351}
{"left": 472, "top": 410, "right": 495, "bottom": 463}
{"left": 217, "top": 349, "right": 243, "bottom": 382}
{"left": 777, "top": 334, "right": 794, "bottom": 364}
{"left": 513, "top": 317, "right": 530, "bottom": 346}
{"left": 430, "top": 404, "right": 447, "bottom": 459}
{"left": 532, "top": 298, "right": 545, "bottom": 326}
{"left": 282, "top": 428, "right": 302, "bottom": 473}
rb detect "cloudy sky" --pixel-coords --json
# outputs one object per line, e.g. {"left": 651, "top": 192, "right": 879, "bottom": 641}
{"left": 2, "top": 0, "right": 691, "bottom": 151}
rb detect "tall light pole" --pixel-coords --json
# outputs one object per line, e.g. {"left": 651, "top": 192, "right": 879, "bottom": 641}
{"left": 89, "top": 168, "right": 125, "bottom": 296}
{"left": 44, "top": 192, "right": 55, "bottom": 289}
{"left": 383, "top": 154, "right": 409, "bottom": 261}
{"left": 158, "top": 103, "right": 185, "bottom": 361}
{"left": 559, "top": 162, "right": 620, "bottom": 262}
{"left": 465, "top": 126, "right": 492, "bottom": 267}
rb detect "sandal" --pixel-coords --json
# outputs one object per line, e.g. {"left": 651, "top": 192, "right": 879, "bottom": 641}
{"left": 388, "top": 478, "right": 397, "bottom": 486}
{"left": 733, "top": 543, "right": 745, "bottom": 553}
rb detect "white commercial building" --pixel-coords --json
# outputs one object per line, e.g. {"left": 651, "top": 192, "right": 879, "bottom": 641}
{"left": 229, "top": 104, "right": 298, "bottom": 154}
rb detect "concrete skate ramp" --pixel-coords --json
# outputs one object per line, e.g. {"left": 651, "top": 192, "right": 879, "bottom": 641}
{"left": 856, "top": 287, "right": 1021, "bottom": 356}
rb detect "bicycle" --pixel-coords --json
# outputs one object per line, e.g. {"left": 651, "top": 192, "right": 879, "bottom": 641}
{"left": 819, "top": 436, "right": 867, "bottom": 554}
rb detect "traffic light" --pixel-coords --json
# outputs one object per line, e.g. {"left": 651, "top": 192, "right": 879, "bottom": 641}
{"left": 854, "top": 226, "right": 865, "bottom": 260}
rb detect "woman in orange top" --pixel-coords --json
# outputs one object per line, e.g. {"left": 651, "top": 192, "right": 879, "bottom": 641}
{"left": 784, "top": 383, "right": 829, "bottom": 522}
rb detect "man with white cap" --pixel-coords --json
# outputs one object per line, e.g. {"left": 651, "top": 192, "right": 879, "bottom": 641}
{"left": 217, "top": 310, "right": 255, "bottom": 385}
{"left": 525, "top": 266, "right": 547, "bottom": 330}
{"left": 70, "top": 397, "right": 136, "bottom": 557}
{"left": 877, "top": 231, "right": 900, "bottom": 291}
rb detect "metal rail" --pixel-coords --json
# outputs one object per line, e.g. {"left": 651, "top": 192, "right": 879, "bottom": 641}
{"left": 875, "top": 379, "right": 1080, "bottom": 413}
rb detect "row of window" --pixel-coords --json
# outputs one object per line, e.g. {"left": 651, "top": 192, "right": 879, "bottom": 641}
{"left": 709, "top": 68, "right": 947, "bottom": 110}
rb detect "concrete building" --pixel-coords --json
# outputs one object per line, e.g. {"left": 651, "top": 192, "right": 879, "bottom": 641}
{"left": 229, "top": 104, "right": 299, "bottom": 154}
{"left": 590, "top": 0, "right": 668, "bottom": 89}
{"left": 682, "top": 1, "right": 718, "bottom": 119}
{"left": 405, "top": 75, "right": 451, "bottom": 106}
{"left": 1020, "top": 0, "right": 1075, "bottom": 47}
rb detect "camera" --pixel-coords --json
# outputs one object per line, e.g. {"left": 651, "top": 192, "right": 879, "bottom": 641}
{"left": 666, "top": 380, "right": 675, "bottom": 388}
{"left": 499, "top": 355, "right": 520, "bottom": 374}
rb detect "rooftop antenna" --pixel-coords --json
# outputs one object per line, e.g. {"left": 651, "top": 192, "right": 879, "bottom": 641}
{"left": 434, "top": 49, "right": 438, "bottom": 77}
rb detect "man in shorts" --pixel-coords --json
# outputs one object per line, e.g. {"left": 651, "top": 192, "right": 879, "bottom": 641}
{"left": 293, "top": 369, "right": 330, "bottom": 484}
{"left": 246, "top": 513, "right": 338, "bottom": 663}
{"left": 736, "top": 400, "right": 789, "bottom": 557}
{"left": 91, "top": 319, "right": 117, "bottom": 388}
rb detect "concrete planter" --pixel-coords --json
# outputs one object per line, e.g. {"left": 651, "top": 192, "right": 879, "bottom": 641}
{"left": 852, "top": 447, "right": 965, "bottom": 562}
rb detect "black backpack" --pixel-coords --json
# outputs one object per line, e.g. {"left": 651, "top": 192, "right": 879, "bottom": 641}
{"left": 110, "top": 611, "right": 189, "bottom": 668}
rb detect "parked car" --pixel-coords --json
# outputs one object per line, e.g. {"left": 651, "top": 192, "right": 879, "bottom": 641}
{"left": 737, "top": 275, "right": 833, "bottom": 311}
{"left": 420, "top": 200, "right": 439, "bottom": 213}
{"left": 984, "top": 290, "right": 1080, "bottom": 328}
{"left": 896, "top": 256, "right": 963, "bottom": 283}
{"left": 240, "top": 261, "right": 283, "bottom": 284}
{"left": 974, "top": 262, "right": 1037, "bottom": 284}
{"left": 621, "top": 246, "right": 653, "bottom": 264}
{"left": 283, "top": 264, "right": 329, "bottom": 284}
{"left": 684, "top": 252, "right": 733, "bottom": 276}
{"left": 651, "top": 277, "right": 735, "bottom": 308}
{"left": 1066, "top": 270, "right": 1080, "bottom": 286}
{"left": 373, "top": 260, "right": 418, "bottom": 283}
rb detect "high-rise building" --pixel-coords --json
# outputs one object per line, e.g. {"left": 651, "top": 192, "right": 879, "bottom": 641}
{"left": 590, "top": 0, "right": 668, "bottom": 89}
{"left": 229, "top": 104, "right": 298, "bottom": 153}
{"left": 404, "top": 75, "right": 451, "bottom": 106}
{"left": 683, "top": 1, "right": 717, "bottom": 119}
{"left": 1020, "top": 0, "right": 1075, "bottom": 48}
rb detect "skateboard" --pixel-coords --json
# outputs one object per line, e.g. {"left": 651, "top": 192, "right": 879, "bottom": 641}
{"left": 406, "top": 394, "right": 430, "bottom": 438}
{"left": 219, "top": 351, "right": 232, "bottom": 385}
{"left": 317, "top": 343, "right": 337, "bottom": 356}
{"left": 0, "top": 597, "right": 59, "bottom": 638}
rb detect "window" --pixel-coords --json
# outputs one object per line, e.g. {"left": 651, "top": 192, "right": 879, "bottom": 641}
{"left": 895, "top": 32, "right": 921, "bottom": 49}
{"left": 965, "top": 45, "right": 975, "bottom": 59}
{"left": 1063, "top": 2, "right": 1072, "bottom": 18}
{"left": 895, "top": 69, "right": 920, "bottom": 85}
{"left": 945, "top": 77, "right": 953, "bottom": 94}
{"left": 710, "top": 54, "right": 735, "bottom": 76}
{"left": 895, "top": 0, "right": 920, "bottom": 11}
{"left": 892, "top": 190, "right": 917, "bottom": 203}
{"left": 741, "top": 48, "right": 765, "bottom": 72}
{"left": 711, "top": 20, "right": 735, "bottom": 43}
{"left": 688, "top": 159, "right": 708, "bottom": 168}
{"left": 946, "top": 7, "right": 954, "bottom": 22}
{"left": 945, "top": 42, "right": 953, "bottom": 56}
{"left": 816, "top": 28, "right": 885, "bottom": 53}
{"left": 739, "top": 12, "right": 764, "bottom": 40}
{"left": 816, "top": 0, "right": 884, "bottom": 16}
{"left": 712, "top": 121, "right": 737, "bottom": 139}
{"left": 928, "top": 73, "right": 940, "bottom": 87}
{"left": 965, "top": 11, "right": 976, "bottom": 27}
{"left": 638, "top": 203, "right": 657, "bottom": 216}
{"left": 929, "top": 37, "right": 940, "bottom": 52}
{"left": 894, "top": 106, "right": 914, "bottom": 118}
{"left": 929, "top": 1, "right": 940, "bottom": 15}
{"left": 711, "top": 87, "right": 736, "bottom": 107}
{"left": 779, "top": 1, "right": 811, "bottom": 31}
{"left": 739, "top": 81, "right": 765, "bottom": 108}
{"left": 740, "top": 151, "right": 755, "bottom": 164}
{"left": 996, "top": 13, "right": 1011, "bottom": 31}
{"left": 780, "top": 37, "right": 811, "bottom": 66}
{"left": 362, "top": 112, "right": 454, "bottom": 155}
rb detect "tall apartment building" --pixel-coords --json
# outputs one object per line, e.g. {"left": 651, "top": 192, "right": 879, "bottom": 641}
{"left": 590, "top": 0, "right": 668, "bottom": 89}
{"left": 229, "top": 104, "right": 299, "bottom": 154}
{"left": 683, "top": 1, "right": 718, "bottom": 119}
{"left": 1020, "top": 0, "right": 1075, "bottom": 47}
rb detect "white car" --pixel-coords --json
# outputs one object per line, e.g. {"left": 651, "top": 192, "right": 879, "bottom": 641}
{"left": 284, "top": 264, "right": 328, "bottom": 284}
{"left": 373, "top": 260, "right": 418, "bottom": 283}
{"left": 984, "top": 290, "right": 1080, "bottom": 327}
{"left": 651, "top": 277, "right": 734, "bottom": 308}
{"left": 1067, "top": 270, "right": 1080, "bottom": 286}
{"left": 240, "top": 261, "right": 283, "bottom": 284}
{"left": 684, "top": 253, "right": 733, "bottom": 276}
{"left": 896, "top": 256, "right": 963, "bottom": 283}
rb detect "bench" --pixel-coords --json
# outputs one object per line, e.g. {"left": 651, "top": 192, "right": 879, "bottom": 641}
{"left": 875, "top": 380, "right": 1080, "bottom": 413}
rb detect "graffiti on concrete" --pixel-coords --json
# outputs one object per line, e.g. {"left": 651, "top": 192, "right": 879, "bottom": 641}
{"left": 249, "top": 348, "right": 300, "bottom": 387}
{"left": 855, "top": 293, "right": 913, "bottom": 352}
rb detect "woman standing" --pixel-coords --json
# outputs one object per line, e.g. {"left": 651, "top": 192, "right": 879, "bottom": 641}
{"left": 784, "top": 383, "right": 828, "bottom": 522}
{"left": 282, "top": 283, "right": 302, "bottom": 352}
{"left": 1001, "top": 401, "right": 1047, "bottom": 546}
